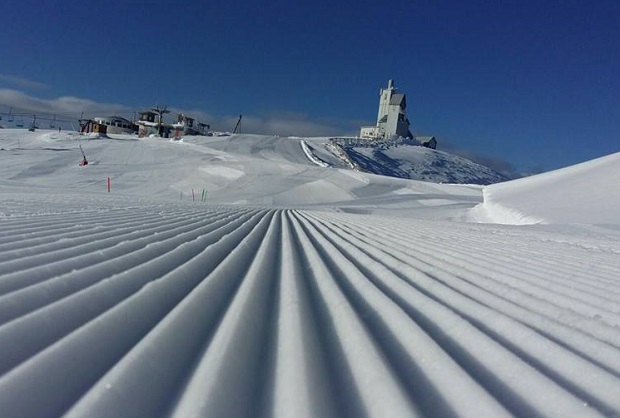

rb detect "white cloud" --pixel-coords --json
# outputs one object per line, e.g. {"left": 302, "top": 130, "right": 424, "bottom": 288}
{"left": 0, "top": 74, "right": 50, "bottom": 90}
{"left": 0, "top": 89, "right": 133, "bottom": 117}
{"left": 214, "top": 113, "right": 351, "bottom": 137}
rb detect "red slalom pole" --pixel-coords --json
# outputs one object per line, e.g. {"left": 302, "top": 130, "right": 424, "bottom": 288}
{"left": 107, "top": 177, "right": 111, "bottom": 193}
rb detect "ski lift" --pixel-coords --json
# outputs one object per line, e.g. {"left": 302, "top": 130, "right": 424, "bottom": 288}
{"left": 16, "top": 117, "right": 24, "bottom": 128}
{"left": 233, "top": 114, "right": 242, "bottom": 134}
{"left": 8, "top": 108, "right": 13, "bottom": 123}
{"left": 50, "top": 115, "right": 56, "bottom": 129}
{"left": 28, "top": 115, "right": 37, "bottom": 131}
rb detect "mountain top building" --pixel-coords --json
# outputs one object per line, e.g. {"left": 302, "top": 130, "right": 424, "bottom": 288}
{"left": 360, "top": 79, "right": 413, "bottom": 140}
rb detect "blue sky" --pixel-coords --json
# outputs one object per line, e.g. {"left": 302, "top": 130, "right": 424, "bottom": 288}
{"left": 0, "top": 0, "right": 618, "bottom": 175}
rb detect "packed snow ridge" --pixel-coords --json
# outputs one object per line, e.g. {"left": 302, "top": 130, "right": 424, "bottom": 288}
{"left": 0, "top": 129, "right": 619, "bottom": 418}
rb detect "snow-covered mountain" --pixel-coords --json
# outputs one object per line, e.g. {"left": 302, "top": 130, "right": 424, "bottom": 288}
{"left": 345, "top": 141, "right": 507, "bottom": 184}
{"left": 301, "top": 137, "right": 508, "bottom": 185}
{"left": 0, "top": 129, "right": 619, "bottom": 418}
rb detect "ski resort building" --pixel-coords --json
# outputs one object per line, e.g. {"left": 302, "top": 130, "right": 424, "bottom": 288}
{"left": 79, "top": 119, "right": 107, "bottom": 135}
{"left": 418, "top": 136, "right": 437, "bottom": 149}
{"left": 136, "top": 111, "right": 163, "bottom": 138}
{"left": 137, "top": 110, "right": 210, "bottom": 138}
{"left": 172, "top": 114, "right": 210, "bottom": 137}
{"left": 93, "top": 116, "right": 138, "bottom": 135}
{"left": 360, "top": 79, "right": 413, "bottom": 140}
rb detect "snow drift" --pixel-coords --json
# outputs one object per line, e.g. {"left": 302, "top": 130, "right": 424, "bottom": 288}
{"left": 471, "top": 151, "right": 620, "bottom": 225}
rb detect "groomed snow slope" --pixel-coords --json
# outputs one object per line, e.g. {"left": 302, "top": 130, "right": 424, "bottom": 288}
{"left": 0, "top": 130, "right": 619, "bottom": 417}
{"left": 471, "top": 151, "right": 620, "bottom": 225}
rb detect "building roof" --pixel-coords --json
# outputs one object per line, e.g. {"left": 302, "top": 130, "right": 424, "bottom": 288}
{"left": 390, "top": 93, "right": 406, "bottom": 107}
{"left": 95, "top": 116, "right": 132, "bottom": 123}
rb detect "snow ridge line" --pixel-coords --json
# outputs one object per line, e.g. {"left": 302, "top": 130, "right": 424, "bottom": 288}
{"left": 0, "top": 209, "right": 159, "bottom": 241}
{"left": 291, "top": 211, "right": 510, "bottom": 417}
{"left": 0, "top": 209, "right": 250, "bottom": 294}
{"left": 0, "top": 210, "right": 200, "bottom": 263}
{"left": 310, "top": 212, "right": 620, "bottom": 353}
{"left": 67, "top": 210, "right": 280, "bottom": 418}
{"left": 333, "top": 216, "right": 620, "bottom": 375}
{"left": 371, "top": 221, "right": 620, "bottom": 321}
{"left": 0, "top": 205, "right": 618, "bottom": 417}
{"left": 299, "top": 211, "right": 620, "bottom": 415}
{"left": 314, "top": 212, "right": 620, "bottom": 330}
{"left": 0, "top": 208, "right": 274, "bottom": 417}
{"left": 268, "top": 211, "right": 338, "bottom": 418}
{"left": 0, "top": 210, "right": 254, "bottom": 325}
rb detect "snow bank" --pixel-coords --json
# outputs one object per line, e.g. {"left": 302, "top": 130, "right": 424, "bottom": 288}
{"left": 469, "top": 189, "right": 546, "bottom": 225}
{"left": 472, "top": 152, "right": 620, "bottom": 225}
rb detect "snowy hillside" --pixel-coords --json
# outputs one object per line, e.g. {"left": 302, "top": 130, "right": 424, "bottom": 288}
{"left": 471, "top": 151, "right": 620, "bottom": 224}
{"left": 317, "top": 138, "right": 508, "bottom": 185}
{"left": 0, "top": 129, "right": 619, "bottom": 418}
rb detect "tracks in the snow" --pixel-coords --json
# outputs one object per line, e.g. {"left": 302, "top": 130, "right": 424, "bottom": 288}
{"left": 0, "top": 201, "right": 619, "bottom": 417}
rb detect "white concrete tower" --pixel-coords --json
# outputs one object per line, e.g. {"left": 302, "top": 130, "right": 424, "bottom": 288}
{"left": 360, "top": 79, "right": 413, "bottom": 139}
{"left": 376, "top": 79, "right": 395, "bottom": 127}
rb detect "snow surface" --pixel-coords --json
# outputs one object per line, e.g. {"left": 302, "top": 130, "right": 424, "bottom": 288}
{"left": 470, "top": 152, "right": 620, "bottom": 225}
{"left": 342, "top": 140, "right": 507, "bottom": 185}
{"left": 0, "top": 129, "right": 619, "bottom": 418}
